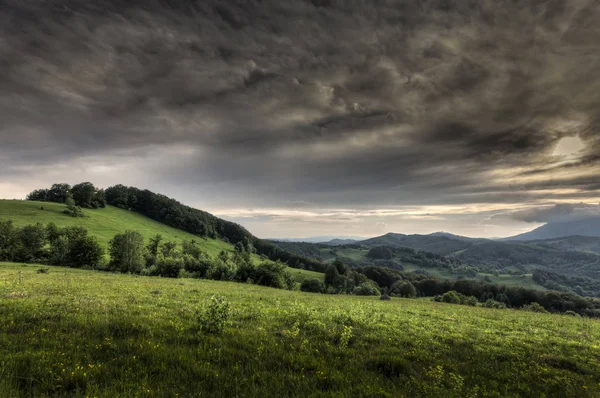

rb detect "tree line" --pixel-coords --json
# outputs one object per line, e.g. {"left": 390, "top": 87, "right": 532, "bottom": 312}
{"left": 0, "top": 220, "right": 299, "bottom": 291}
{"left": 27, "top": 183, "right": 325, "bottom": 272}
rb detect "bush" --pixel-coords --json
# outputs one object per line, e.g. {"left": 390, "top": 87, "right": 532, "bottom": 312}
{"left": 183, "top": 255, "right": 214, "bottom": 277}
{"left": 208, "top": 260, "right": 236, "bottom": 281}
{"left": 154, "top": 256, "right": 184, "bottom": 278}
{"left": 234, "top": 261, "right": 256, "bottom": 283}
{"left": 353, "top": 281, "right": 381, "bottom": 296}
{"left": 442, "top": 291, "right": 461, "bottom": 304}
{"left": 198, "top": 295, "right": 231, "bottom": 334}
{"left": 391, "top": 280, "right": 417, "bottom": 298}
{"left": 484, "top": 299, "right": 506, "bottom": 309}
{"left": 563, "top": 310, "right": 580, "bottom": 317}
{"left": 462, "top": 295, "right": 478, "bottom": 306}
{"left": 300, "top": 278, "right": 326, "bottom": 293}
{"left": 253, "top": 261, "right": 295, "bottom": 290}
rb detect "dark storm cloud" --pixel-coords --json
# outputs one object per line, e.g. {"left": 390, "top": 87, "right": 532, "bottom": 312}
{"left": 1, "top": 0, "right": 600, "bottom": 209}
{"left": 499, "top": 203, "right": 600, "bottom": 223}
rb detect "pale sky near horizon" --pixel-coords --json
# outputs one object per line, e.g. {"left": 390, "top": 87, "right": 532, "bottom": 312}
{"left": 1, "top": 0, "right": 600, "bottom": 239}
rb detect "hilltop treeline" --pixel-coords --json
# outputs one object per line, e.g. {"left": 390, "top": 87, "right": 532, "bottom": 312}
{"left": 27, "top": 183, "right": 325, "bottom": 272}
{"left": 27, "top": 182, "right": 106, "bottom": 209}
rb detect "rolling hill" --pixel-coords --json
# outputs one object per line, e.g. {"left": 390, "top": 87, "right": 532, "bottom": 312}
{"left": 0, "top": 199, "right": 234, "bottom": 257}
{"left": 0, "top": 199, "right": 324, "bottom": 283}
{"left": 270, "top": 231, "right": 600, "bottom": 296}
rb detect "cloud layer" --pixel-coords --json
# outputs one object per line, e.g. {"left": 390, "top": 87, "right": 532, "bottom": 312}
{"left": 1, "top": 0, "right": 599, "bottom": 237}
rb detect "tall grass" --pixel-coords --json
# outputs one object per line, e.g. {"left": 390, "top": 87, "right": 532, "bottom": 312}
{"left": 0, "top": 262, "right": 598, "bottom": 397}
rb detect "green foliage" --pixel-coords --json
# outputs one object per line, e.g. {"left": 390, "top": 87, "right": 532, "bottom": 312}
{"left": 15, "top": 223, "right": 47, "bottom": 262}
{"left": 353, "top": 281, "right": 381, "bottom": 296}
{"left": 390, "top": 280, "right": 417, "bottom": 298}
{"left": 0, "top": 220, "right": 18, "bottom": 261}
{"left": 208, "top": 259, "right": 236, "bottom": 281}
{"left": 108, "top": 231, "right": 146, "bottom": 273}
{"left": 63, "top": 193, "right": 85, "bottom": 217}
{"left": 154, "top": 256, "right": 185, "bottom": 278}
{"left": 253, "top": 261, "right": 295, "bottom": 290}
{"left": 324, "top": 264, "right": 339, "bottom": 286}
{"left": 442, "top": 290, "right": 461, "bottom": 304}
{"left": 483, "top": 299, "right": 507, "bottom": 309}
{"left": 339, "top": 325, "right": 353, "bottom": 350}
{"left": 198, "top": 295, "right": 231, "bottom": 334}
{"left": 71, "top": 182, "right": 105, "bottom": 209}
{"left": 300, "top": 278, "right": 326, "bottom": 293}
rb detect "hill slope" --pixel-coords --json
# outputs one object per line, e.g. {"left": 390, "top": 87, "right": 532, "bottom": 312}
{"left": 1, "top": 262, "right": 598, "bottom": 397}
{"left": 508, "top": 217, "right": 600, "bottom": 240}
{"left": 0, "top": 200, "right": 237, "bottom": 257}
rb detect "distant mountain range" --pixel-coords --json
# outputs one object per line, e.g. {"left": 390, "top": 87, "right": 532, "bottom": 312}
{"left": 268, "top": 218, "right": 600, "bottom": 298}
{"left": 268, "top": 236, "right": 364, "bottom": 244}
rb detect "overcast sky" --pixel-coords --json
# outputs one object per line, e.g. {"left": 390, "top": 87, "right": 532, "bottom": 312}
{"left": 1, "top": 0, "right": 599, "bottom": 238}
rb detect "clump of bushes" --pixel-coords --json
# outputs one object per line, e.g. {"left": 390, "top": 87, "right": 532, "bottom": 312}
{"left": 301, "top": 278, "right": 326, "bottom": 293}
{"left": 436, "top": 290, "right": 478, "bottom": 307}
{"left": 390, "top": 280, "right": 417, "bottom": 298}
{"left": 353, "top": 281, "right": 381, "bottom": 296}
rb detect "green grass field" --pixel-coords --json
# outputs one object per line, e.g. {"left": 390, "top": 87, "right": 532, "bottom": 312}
{"left": 0, "top": 262, "right": 598, "bottom": 397}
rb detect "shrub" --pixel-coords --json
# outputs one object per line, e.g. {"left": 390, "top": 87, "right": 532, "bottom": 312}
{"left": 198, "top": 295, "right": 231, "bottom": 334}
{"left": 154, "top": 256, "right": 184, "bottom": 278}
{"left": 300, "top": 278, "right": 325, "bottom": 293}
{"left": 442, "top": 290, "right": 461, "bottom": 304}
{"left": 353, "top": 281, "right": 381, "bottom": 296}
{"left": 484, "top": 299, "right": 506, "bottom": 309}
{"left": 234, "top": 261, "right": 256, "bottom": 283}
{"left": 563, "top": 310, "right": 580, "bottom": 317}
{"left": 183, "top": 255, "right": 214, "bottom": 277}
{"left": 462, "top": 296, "right": 478, "bottom": 306}
{"left": 391, "top": 280, "right": 417, "bottom": 298}
{"left": 207, "top": 260, "right": 236, "bottom": 281}
{"left": 253, "top": 261, "right": 295, "bottom": 290}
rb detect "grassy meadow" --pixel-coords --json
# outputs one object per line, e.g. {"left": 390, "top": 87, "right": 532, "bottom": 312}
{"left": 0, "top": 262, "right": 598, "bottom": 397}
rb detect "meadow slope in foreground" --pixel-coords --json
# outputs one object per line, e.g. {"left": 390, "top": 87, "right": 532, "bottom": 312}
{"left": 0, "top": 262, "right": 598, "bottom": 397}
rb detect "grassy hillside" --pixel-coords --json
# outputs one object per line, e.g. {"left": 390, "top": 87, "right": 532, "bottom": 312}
{"left": 0, "top": 200, "right": 233, "bottom": 257}
{"left": 0, "top": 262, "right": 598, "bottom": 397}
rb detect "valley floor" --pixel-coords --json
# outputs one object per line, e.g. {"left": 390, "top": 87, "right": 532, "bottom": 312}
{"left": 0, "top": 262, "right": 598, "bottom": 397}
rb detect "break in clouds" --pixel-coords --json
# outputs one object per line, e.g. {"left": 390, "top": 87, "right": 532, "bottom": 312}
{"left": 1, "top": 0, "right": 599, "bottom": 238}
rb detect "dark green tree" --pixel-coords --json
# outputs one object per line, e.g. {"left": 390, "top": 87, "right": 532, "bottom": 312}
{"left": 324, "top": 264, "right": 339, "bottom": 286}
{"left": 161, "top": 241, "right": 177, "bottom": 257}
{"left": 0, "top": 220, "right": 18, "bottom": 261}
{"left": 16, "top": 223, "right": 47, "bottom": 262}
{"left": 71, "top": 182, "right": 97, "bottom": 208}
{"left": 109, "top": 231, "right": 146, "bottom": 273}
{"left": 47, "top": 183, "right": 71, "bottom": 203}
